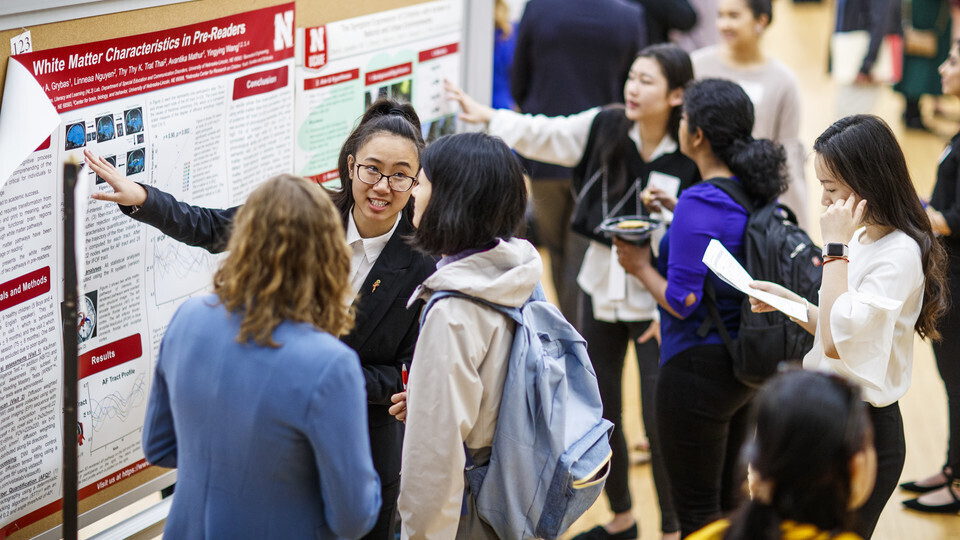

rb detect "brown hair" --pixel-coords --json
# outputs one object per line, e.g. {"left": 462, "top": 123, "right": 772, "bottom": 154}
{"left": 494, "top": 0, "right": 512, "bottom": 38}
{"left": 214, "top": 174, "right": 354, "bottom": 346}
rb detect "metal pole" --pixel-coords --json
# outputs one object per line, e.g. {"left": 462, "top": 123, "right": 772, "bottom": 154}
{"left": 61, "top": 158, "right": 79, "bottom": 540}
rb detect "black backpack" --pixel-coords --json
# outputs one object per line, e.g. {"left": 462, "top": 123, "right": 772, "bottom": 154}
{"left": 700, "top": 178, "right": 822, "bottom": 387}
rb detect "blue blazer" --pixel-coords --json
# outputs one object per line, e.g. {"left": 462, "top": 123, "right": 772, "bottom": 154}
{"left": 124, "top": 185, "right": 436, "bottom": 487}
{"left": 143, "top": 296, "right": 381, "bottom": 539}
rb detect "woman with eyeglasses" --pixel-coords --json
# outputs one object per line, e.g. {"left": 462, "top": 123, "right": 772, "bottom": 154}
{"left": 85, "top": 98, "right": 436, "bottom": 540}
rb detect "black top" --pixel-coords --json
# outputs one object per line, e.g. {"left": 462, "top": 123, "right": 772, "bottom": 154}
{"left": 571, "top": 106, "right": 700, "bottom": 244}
{"left": 628, "top": 0, "right": 697, "bottom": 45}
{"left": 931, "top": 132, "right": 960, "bottom": 273}
{"left": 511, "top": 0, "right": 646, "bottom": 179}
{"left": 123, "top": 185, "right": 437, "bottom": 482}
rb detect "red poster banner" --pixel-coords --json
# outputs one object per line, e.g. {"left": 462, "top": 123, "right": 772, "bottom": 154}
{"left": 12, "top": 3, "right": 295, "bottom": 113}
{"left": 0, "top": 267, "right": 50, "bottom": 313}
{"left": 365, "top": 62, "right": 413, "bottom": 86}
{"left": 418, "top": 43, "right": 459, "bottom": 62}
{"left": 303, "top": 68, "right": 359, "bottom": 91}
{"left": 78, "top": 334, "right": 143, "bottom": 380}
{"left": 233, "top": 65, "right": 289, "bottom": 100}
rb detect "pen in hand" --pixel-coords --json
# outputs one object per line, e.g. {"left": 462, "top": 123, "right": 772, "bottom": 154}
{"left": 401, "top": 363, "right": 408, "bottom": 390}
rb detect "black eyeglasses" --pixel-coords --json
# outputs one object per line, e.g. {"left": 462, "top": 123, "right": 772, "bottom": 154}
{"left": 355, "top": 164, "right": 417, "bottom": 192}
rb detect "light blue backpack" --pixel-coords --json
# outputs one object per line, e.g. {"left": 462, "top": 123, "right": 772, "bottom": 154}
{"left": 421, "top": 284, "right": 614, "bottom": 540}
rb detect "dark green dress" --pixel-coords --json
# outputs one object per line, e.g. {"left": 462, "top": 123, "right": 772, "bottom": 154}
{"left": 895, "top": 0, "right": 952, "bottom": 99}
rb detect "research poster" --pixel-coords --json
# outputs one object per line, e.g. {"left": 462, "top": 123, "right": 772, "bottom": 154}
{"left": 0, "top": 4, "right": 295, "bottom": 533}
{"left": 294, "top": 0, "right": 462, "bottom": 183}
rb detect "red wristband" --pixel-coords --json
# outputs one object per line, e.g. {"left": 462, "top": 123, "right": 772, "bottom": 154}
{"left": 822, "top": 256, "right": 849, "bottom": 266}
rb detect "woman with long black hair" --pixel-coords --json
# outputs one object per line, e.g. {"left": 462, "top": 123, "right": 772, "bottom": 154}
{"left": 616, "top": 78, "right": 788, "bottom": 537}
{"left": 751, "top": 114, "right": 949, "bottom": 538}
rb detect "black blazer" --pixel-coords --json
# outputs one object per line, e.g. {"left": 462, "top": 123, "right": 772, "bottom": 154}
{"left": 511, "top": 0, "right": 646, "bottom": 179}
{"left": 124, "top": 185, "right": 436, "bottom": 482}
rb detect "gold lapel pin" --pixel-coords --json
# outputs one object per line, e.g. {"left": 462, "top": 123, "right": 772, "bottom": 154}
{"left": 371, "top": 279, "right": 381, "bottom": 293}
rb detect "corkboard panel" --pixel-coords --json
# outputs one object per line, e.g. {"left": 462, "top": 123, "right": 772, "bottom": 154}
{"left": 8, "top": 466, "right": 171, "bottom": 539}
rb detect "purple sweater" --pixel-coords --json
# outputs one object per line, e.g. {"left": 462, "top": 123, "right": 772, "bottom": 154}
{"left": 657, "top": 179, "right": 748, "bottom": 364}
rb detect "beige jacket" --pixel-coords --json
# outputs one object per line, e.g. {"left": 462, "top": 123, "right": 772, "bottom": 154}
{"left": 398, "top": 238, "right": 542, "bottom": 540}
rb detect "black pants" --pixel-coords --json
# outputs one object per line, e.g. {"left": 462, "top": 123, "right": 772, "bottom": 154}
{"left": 361, "top": 475, "right": 399, "bottom": 540}
{"left": 853, "top": 402, "right": 905, "bottom": 539}
{"left": 656, "top": 344, "right": 755, "bottom": 538}
{"left": 932, "top": 271, "right": 960, "bottom": 477}
{"left": 580, "top": 295, "right": 677, "bottom": 532}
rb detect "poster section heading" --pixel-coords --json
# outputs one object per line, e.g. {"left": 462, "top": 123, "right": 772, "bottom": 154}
{"left": 13, "top": 3, "right": 295, "bottom": 113}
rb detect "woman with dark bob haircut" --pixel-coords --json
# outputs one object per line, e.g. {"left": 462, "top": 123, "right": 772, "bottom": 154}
{"left": 688, "top": 370, "right": 876, "bottom": 540}
{"left": 448, "top": 44, "right": 700, "bottom": 539}
{"left": 616, "top": 78, "right": 788, "bottom": 536}
{"left": 752, "top": 114, "right": 948, "bottom": 538}
{"left": 388, "top": 132, "right": 543, "bottom": 538}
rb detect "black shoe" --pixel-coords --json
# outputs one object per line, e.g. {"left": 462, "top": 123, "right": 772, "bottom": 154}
{"left": 900, "top": 466, "right": 951, "bottom": 493}
{"left": 902, "top": 482, "right": 960, "bottom": 514}
{"left": 572, "top": 524, "right": 639, "bottom": 540}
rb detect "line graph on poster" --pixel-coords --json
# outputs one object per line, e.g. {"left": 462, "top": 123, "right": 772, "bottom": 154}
{"left": 81, "top": 370, "right": 147, "bottom": 453}
{"left": 150, "top": 234, "right": 217, "bottom": 306}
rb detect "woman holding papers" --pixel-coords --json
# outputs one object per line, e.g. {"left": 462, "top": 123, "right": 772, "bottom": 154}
{"left": 448, "top": 43, "right": 699, "bottom": 540}
{"left": 614, "top": 78, "right": 788, "bottom": 537}
{"left": 749, "top": 114, "right": 948, "bottom": 538}
{"left": 142, "top": 176, "right": 381, "bottom": 538}
{"left": 87, "top": 99, "right": 436, "bottom": 540}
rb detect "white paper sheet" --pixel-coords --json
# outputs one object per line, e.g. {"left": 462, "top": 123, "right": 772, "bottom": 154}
{"left": 0, "top": 58, "right": 60, "bottom": 190}
{"left": 702, "top": 239, "right": 808, "bottom": 322}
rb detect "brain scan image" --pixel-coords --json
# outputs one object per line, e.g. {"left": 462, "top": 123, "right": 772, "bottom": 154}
{"left": 65, "top": 122, "right": 86, "bottom": 150}
{"left": 96, "top": 115, "right": 115, "bottom": 142}
{"left": 126, "top": 148, "right": 145, "bottom": 175}
{"left": 124, "top": 107, "right": 144, "bottom": 134}
{"left": 96, "top": 156, "right": 116, "bottom": 185}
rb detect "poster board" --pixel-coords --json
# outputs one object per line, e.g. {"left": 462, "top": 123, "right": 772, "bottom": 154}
{"left": 0, "top": 0, "right": 475, "bottom": 537}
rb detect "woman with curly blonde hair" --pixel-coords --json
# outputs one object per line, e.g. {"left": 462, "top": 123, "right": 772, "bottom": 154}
{"left": 142, "top": 175, "right": 382, "bottom": 538}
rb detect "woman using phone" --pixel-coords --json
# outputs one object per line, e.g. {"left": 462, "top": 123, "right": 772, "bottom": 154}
{"left": 86, "top": 99, "right": 436, "bottom": 540}
{"left": 749, "top": 114, "right": 948, "bottom": 538}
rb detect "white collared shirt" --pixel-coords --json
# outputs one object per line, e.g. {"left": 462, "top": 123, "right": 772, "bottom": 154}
{"left": 345, "top": 209, "right": 401, "bottom": 298}
{"left": 488, "top": 108, "right": 677, "bottom": 322}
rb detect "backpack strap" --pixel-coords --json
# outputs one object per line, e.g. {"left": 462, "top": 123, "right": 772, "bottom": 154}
{"left": 698, "top": 279, "right": 737, "bottom": 360}
{"left": 706, "top": 177, "right": 755, "bottom": 213}
{"left": 419, "top": 282, "right": 549, "bottom": 328}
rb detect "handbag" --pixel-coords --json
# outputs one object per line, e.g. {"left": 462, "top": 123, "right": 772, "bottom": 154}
{"left": 830, "top": 30, "right": 903, "bottom": 84}
{"left": 903, "top": 0, "right": 947, "bottom": 58}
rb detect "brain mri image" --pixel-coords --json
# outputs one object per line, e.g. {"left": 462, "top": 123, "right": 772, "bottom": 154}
{"left": 96, "top": 115, "right": 115, "bottom": 142}
{"left": 95, "top": 156, "right": 116, "bottom": 185}
{"left": 65, "top": 122, "right": 86, "bottom": 150}
{"left": 124, "top": 107, "right": 144, "bottom": 134}
{"left": 126, "top": 148, "right": 145, "bottom": 175}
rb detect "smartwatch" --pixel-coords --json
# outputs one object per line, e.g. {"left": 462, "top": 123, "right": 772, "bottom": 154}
{"left": 822, "top": 243, "right": 849, "bottom": 258}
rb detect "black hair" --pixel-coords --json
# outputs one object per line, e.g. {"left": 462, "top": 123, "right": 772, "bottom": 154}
{"left": 813, "top": 114, "right": 948, "bottom": 340}
{"left": 597, "top": 43, "right": 694, "bottom": 200}
{"left": 683, "top": 78, "right": 787, "bottom": 204}
{"left": 744, "top": 0, "right": 774, "bottom": 24}
{"left": 330, "top": 98, "right": 425, "bottom": 223}
{"left": 723, "top": 370, "right": 873, "bottom": 540}
{"left": 410, "top": 132, "right": 526, "bottom": 256}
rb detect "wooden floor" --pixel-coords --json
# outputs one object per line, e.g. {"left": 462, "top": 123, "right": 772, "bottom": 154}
{"left": 559, "top": 1, "right": 960, "bottom": 538}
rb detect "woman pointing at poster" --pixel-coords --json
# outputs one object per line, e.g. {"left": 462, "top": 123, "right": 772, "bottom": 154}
{"left": 84, "top": 98, "right": 436, "bottom": 540}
